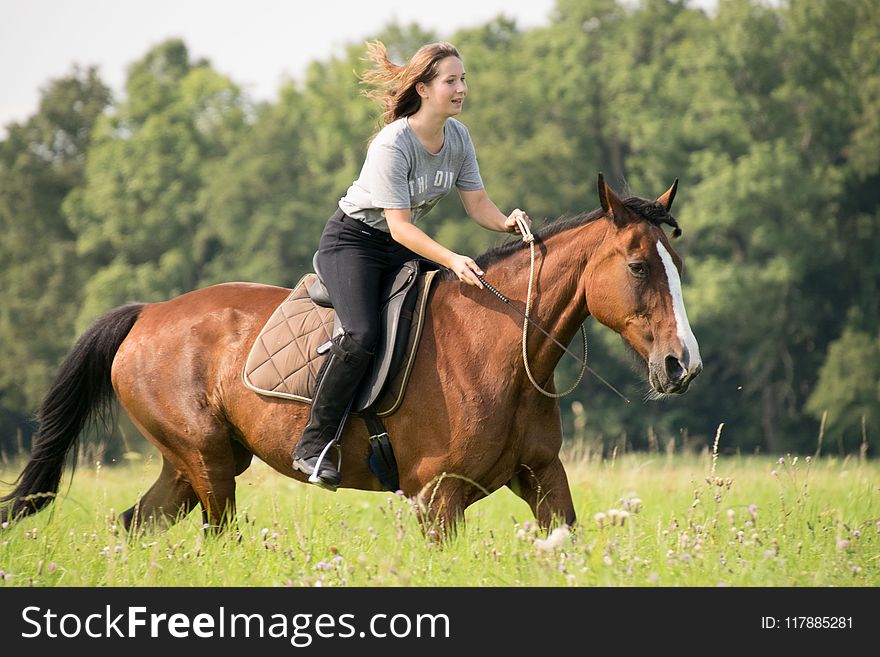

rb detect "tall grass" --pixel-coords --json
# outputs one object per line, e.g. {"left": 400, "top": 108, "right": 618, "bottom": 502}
{"left": 1, "top": 447, "right": 877, "bottom": 587}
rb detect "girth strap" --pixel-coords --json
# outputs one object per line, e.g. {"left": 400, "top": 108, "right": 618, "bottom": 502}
{"left": 363, "top": 411, "right": 399, "bottom": 492}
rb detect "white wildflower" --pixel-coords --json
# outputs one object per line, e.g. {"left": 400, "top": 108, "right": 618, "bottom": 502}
{"left": 534, "top": 526, "right": 571, "bottom": 552}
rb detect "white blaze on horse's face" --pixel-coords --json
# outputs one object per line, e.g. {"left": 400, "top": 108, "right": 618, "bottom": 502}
{"left": 656, "top": 240, "right": 702, "bottom": 375}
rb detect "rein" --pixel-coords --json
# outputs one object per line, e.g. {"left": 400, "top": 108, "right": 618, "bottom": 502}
{"left": 478, "top": 217, "right": 630, "bottom": 403}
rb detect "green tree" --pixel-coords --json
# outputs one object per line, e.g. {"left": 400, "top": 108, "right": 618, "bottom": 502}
{"left": 0, "top": 67, "right": 111, "bottom": 450}
{"left": 63, "top": 39, "right": 248, "bottom": 329}
{"left": 806, "top": 327, "right": 878, "bottom": 452}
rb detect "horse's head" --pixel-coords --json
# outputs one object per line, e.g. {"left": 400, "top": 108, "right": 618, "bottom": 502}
{"left": 585, "top": 174, "right": 702, "bottom": 396}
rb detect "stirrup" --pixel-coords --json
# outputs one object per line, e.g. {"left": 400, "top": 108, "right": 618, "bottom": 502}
{"left": 308, "top": 441, "right": 342, "bottom": 488}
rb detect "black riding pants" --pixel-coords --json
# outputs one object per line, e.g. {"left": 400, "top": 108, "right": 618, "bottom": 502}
{"left": 316, "top": 209, "right": 420, "bottom": 353}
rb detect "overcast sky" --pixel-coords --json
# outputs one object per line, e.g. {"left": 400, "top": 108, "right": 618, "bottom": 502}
{"left": 0, "top": 0, "right": 562, "bottom": 134}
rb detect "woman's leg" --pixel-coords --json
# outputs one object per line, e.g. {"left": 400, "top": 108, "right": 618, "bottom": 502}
{"left": 291, "top": 214, "right": 391, "bottom": 489}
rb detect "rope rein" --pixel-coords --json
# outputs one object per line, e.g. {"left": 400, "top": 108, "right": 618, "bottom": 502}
{"left": 514, "top": 217, "right": 588, "bottom": 398}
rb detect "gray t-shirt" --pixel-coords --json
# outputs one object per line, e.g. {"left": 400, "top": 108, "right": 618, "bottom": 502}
{"left": 338, "top": 117, "right": 484, "bottom": 232}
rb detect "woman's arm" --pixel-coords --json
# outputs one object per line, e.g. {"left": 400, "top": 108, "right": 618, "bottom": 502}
{"left": 459, "top": 188, "right": 530, "bottom": 234}
{"left": 385, "top": 208, "right": 485, "bottom": 288}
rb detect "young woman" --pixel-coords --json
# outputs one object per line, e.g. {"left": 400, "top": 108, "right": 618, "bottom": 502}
{"left": 292, "top": 41, "right": 531, "bottom": 489}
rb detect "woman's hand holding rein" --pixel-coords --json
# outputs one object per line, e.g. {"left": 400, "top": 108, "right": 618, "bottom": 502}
{"left": 505, "top": 208, "right": 531, "bottom": 234}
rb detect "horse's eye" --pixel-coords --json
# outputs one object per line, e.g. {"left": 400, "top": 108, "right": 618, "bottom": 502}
{"left": 628, "top": 262, "right": 648, "bottom": 279}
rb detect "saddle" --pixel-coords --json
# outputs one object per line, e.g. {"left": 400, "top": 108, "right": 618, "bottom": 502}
{"left": 243, "top": 258, "right": 438, "bottom": 491}
{"left": 243, "top": 257, "right": 438, "bottom": 415}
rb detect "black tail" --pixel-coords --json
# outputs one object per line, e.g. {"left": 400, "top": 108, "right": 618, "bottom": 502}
{"left": 0, "top": 303, "right": 145, "bottom": 524}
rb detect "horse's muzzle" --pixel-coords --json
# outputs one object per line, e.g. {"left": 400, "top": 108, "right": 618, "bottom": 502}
{"left": 648, "top": 353, "right": 702, "bottom": 395}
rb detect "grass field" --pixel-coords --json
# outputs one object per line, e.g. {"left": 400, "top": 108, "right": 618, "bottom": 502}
{"left": 1, "top": 444, "right": 877, "bottom": 587}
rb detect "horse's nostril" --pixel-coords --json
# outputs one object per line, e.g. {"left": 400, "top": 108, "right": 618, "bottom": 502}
{"left": 664, "top": 355, "right": 685, "bottom": 382}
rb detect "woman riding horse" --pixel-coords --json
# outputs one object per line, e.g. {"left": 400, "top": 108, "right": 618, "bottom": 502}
{"left": 292, "top": 41, "right": 531, "bottom": 490}
{"left": 0, "top": 172, "right": 701, "bottom": 536}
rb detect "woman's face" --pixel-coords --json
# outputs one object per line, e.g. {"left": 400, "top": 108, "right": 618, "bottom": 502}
{"left": 420, "top": 56, "right": 467, "bottom": 117}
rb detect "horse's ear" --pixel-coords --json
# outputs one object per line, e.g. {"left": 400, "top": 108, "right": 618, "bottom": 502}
{"left": 597, "top": 173, "right": 626, "bottom": 224}
{"left": 657, "top": 178, "right": 679, "bottom": 211}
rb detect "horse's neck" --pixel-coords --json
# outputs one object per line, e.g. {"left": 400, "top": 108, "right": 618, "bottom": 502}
{"left": 459, "top": 221, "right": 603, "bottom": 385}
{"left": 493, "top": 221, "right": 600, "bottom": 327}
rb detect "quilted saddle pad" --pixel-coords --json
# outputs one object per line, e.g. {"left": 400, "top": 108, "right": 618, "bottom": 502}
{"left": 242, "top": 274, "right": 333, "bottom": 402}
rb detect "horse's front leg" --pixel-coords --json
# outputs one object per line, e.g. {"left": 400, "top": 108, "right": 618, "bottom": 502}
{"left": 509, "top": 457, "right": 576, "bottom": 529}
{"left": 412, "top": 472, "right": 471, "bottom": 541}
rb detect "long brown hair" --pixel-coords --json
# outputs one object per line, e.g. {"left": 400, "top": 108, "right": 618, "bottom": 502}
{"left": 360, "top": 41, "right": 462, "bottom": 128}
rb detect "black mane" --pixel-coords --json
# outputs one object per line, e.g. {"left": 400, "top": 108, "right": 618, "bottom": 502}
{"left": 464, "top": 196, "right": 681, "bottom": 274}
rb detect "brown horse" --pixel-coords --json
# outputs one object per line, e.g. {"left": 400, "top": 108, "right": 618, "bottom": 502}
{"left": 1, "top": 175, "right": 701, "bottom": 534}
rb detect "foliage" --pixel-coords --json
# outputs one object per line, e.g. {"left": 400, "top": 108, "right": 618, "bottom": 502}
{"left": 1, "top": 1, "right": 878, "bottom": 456}
{"left": 62, "top": 40, "right": 250, "bottom": 329}
{"left": 806, "top": 328, "right": 879, "bottom": 450}
{"left": 0, "top": 66, "right": 112, "bottom": 443}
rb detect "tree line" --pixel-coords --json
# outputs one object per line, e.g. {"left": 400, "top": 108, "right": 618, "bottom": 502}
{"left": 1, "top": 0, "right": 877, "bottom": 459}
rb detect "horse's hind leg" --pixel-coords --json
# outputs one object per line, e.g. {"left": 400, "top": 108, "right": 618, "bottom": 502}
{"left": 117, "top": 401, "right": 254, "bottom": 532}
{"left": 120, "top": 457, "right": 200, "bottom": 531}
{"left": 181, "top": 438, "right": 254, "bottom": 531}
{"left": 508, "top": 457, "right": 577, "bottom": 529}
{"left": 120, "top": 440, "right": 254, "bottom": 533}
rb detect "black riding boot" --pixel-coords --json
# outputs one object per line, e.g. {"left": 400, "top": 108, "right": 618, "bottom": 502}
{"left": 292, "top": 332, "right": 372, "bottom": 490}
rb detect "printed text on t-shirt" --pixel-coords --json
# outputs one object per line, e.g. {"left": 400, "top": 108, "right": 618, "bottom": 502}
{"left": 409, "top": 170, "right": 454, "bottom": 196}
